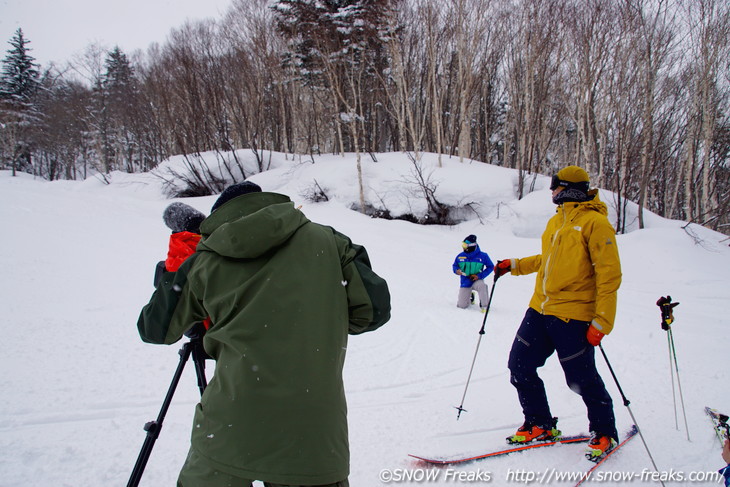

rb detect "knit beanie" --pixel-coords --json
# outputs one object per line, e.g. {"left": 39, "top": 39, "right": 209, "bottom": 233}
{"left": 162, "top": 202, "right": 206, "bottom": 234}
{"left": 551, "top": 166, "right": 591, "bottom": 204}
{"left": 211, "top": 181, "right": 262, "bottom": 212}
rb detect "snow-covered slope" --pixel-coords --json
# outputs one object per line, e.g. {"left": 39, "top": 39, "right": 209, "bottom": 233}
{"left": 1, "top": 151, "right": 728, "bottom": 486}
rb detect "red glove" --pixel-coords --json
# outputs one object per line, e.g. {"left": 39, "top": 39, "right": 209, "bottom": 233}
{"left": 494, "top": 259, "right": 511, "bottom": 280}
{"left": 586, "top": 324, "right": 605, "bottom": 346}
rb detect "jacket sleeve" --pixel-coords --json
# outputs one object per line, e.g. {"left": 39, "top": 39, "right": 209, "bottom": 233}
{"left": 332, "top": 230, "right": 391, "bottom": 335}
{"left": 477, "top": 252, "right": 494, "bottom": 280}
{"left": 513, "top": 254, "right": 541, "bottom": 275}
{"left": 137, "top": 252, "right": 207, "bottom": 344}
{"left": 452, "top": 255, "right": 462, "bottom": 274}
{"left": 587, "top": 219, "right": 622, "bottom": 334}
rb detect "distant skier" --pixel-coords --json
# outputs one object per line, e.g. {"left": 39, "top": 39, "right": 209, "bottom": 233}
{"left": 452, "top": 234, "right": 494, "bottom": 312}
{"left": 494, "top": 166, "right": 622, "bottom": 462}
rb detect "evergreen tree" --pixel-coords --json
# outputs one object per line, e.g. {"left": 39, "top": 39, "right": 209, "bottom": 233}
{"left": 272, "top": 0, "right": 395, "bottom": 211}
{"left": 0, "top": 28, "right": 40, "bottom": 103}
{"left": 272, "top": 0, "right": 393, "bottom": 88}
{"left": 103, "top": 46, "right": 137, "bottom": 107}
{"left": 93, "top": 46, "right": 144, "bottom": 173}
{"left": 0, "top": 28, "right": 41, "bottom": 175}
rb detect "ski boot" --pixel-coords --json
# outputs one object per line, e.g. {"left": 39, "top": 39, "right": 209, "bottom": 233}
{"left": 506, "top": 418, "right": 561, "bottom": 444}
{"left": 585, "top": 433, "right": 617, "bottom": 462}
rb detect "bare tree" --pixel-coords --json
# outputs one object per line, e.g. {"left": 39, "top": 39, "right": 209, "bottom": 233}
{"left": 503, "top": 0, "right": 565, "bottom": 198}
{"left": 678, "top": 0, "right": 730, "bottom": 230}
{"left": 561, "top": 0, "right": 619, "bottom": 187}
{"left": 629, "top": 0, "right": 676, "bottom": 229}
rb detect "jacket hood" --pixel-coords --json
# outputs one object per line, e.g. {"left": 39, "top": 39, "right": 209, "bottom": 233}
{"left": 197, "top": 192, "right": 309, "bottom": 259}
{"left": 558, "top": 191, "right": 608, "bottom": 217}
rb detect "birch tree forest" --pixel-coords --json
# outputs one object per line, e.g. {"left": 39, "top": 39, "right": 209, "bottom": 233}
{"left": 1, "top": 0, "right": 728, "bottom": 234}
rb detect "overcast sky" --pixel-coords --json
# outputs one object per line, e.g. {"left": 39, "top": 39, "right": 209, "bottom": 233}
{"left": 0, "top": 0, "right": 233, "bottom": 67}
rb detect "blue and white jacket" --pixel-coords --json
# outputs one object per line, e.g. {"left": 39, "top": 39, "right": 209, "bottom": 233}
{"left": 452, "top": 244, "right": 494, "bottom": 288}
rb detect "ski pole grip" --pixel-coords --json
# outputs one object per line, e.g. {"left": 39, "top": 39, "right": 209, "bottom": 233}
{"left": 656, "top": 296, "right": 679, "bottom": 330}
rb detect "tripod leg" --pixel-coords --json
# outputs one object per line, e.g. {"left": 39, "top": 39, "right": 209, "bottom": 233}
{"left": 127, "top": 342, "right": 193, "bottom": 487}
{"left": 191, "top": 341, "right": 208, "bottom": 396}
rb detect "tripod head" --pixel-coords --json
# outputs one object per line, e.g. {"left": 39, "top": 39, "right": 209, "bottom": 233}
{"left": 184, "top": 322, "right": 208, "bottom": 341}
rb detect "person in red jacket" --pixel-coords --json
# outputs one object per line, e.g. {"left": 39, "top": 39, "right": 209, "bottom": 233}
{"left": 155, "top": 201, "right": 213, "bottom": 333}
{"left": 152, "top": 202, "right": 206, "bottom": 287}
{"left": 162, "top": 202, "right": 206, "bottom": 271}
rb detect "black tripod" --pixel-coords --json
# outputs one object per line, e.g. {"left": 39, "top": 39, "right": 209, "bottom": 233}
{"left": 127, "top": 327, "right": 208, "bottom": 487}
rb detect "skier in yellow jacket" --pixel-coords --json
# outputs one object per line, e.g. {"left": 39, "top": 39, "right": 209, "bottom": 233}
{"left": 494, "top": 165, "right": 622, "bottom": 462}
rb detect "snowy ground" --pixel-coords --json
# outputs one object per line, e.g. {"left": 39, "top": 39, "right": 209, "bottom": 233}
{"left": 1, "top": 151, "right": 728, "bottom": 486}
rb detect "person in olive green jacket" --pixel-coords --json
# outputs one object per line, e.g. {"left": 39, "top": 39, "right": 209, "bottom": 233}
{"left": 493, "top": 166, "right": 621, "bottom": 463}
{"left": 138, "top": 181, "right": 391, "bottom": 487}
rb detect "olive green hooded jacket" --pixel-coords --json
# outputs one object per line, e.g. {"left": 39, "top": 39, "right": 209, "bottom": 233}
{"left": 137, "top": 192, "right": 391, "bottom": 485}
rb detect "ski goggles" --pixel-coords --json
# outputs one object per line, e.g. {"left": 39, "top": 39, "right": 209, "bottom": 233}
{"left": 550, "top": 175, "right": 572, "bottom": 191}
{"left": 462, "top": 242, "right": 476, "bottom": 251}
{"left": 550, "top": 175, "right": 589, "bottom": 191}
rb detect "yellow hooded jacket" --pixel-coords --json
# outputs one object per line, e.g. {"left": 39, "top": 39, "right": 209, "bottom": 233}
{"left": 510, "top": 193, "right": 622, "bottom": 334}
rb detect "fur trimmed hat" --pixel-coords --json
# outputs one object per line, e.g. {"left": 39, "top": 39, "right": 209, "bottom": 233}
{"left": 163, "top": 202, "right": 206, "bottom": 234}
{"left": 211, "top": 181, "right": 262, "bottom": 212}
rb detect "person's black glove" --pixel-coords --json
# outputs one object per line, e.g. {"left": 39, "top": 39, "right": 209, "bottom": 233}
{"left": 153, "top": 261, "right": 167, "bottom": 287}
{"left": 184, "top": 322, "right": 207, "bottom": 340}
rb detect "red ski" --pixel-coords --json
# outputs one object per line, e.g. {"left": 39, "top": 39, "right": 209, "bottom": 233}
{"left": 408, "top": 435, "right": 590, "bottom": 465}
{"left": 573, "top": 425, "right": 639, "bottom": 487}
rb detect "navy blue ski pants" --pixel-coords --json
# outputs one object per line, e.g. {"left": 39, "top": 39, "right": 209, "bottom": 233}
{"left": 507, "top": 308, "right": 618, "bottom": 440}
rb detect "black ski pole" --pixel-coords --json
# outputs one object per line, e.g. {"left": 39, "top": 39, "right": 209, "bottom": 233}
{"left": 455, "top": 275, "right": 498, "bottom": 420}
{"left": 656, "top": 296, "right": 690, "bottom": 441}
{"left": 127, "top": 336, "right": 205, "bottom": 487}
{"left": 598, "top": 344, "right": 664, "bottom": 486}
